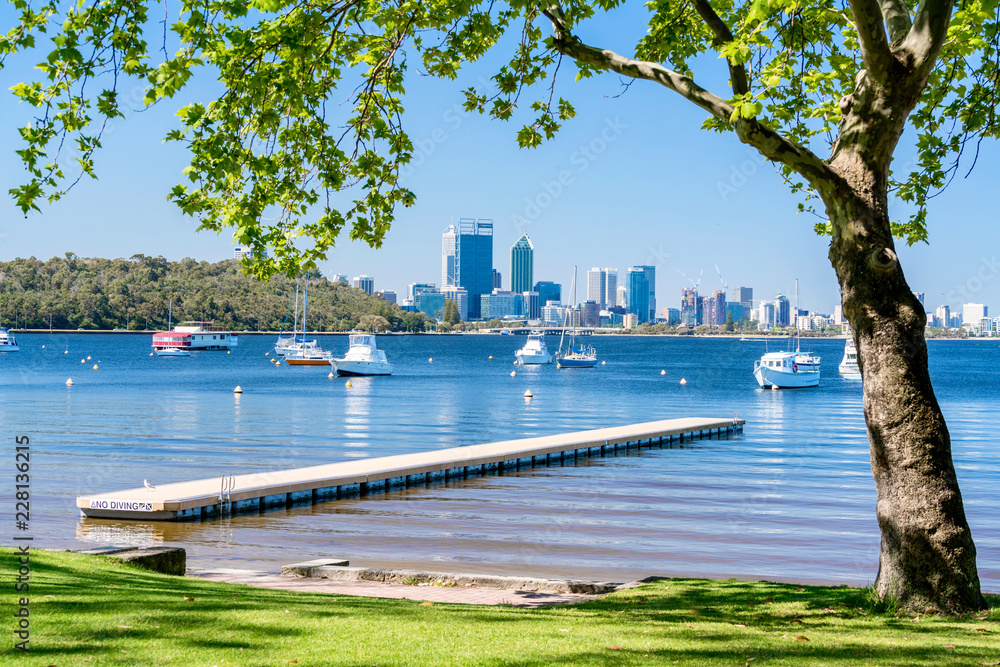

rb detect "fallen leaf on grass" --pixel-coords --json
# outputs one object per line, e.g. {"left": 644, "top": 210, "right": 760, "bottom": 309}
{"left": 733, "top": 624, "right": 746, "bottom": 628}
{"left": 419, "top": 602, "right": 433, "bottom": 607}
{"left": 109, "top": 584, "right": 120, "bottom": 588}
{"left": 289, "top": 661, "right": 298, "bottom": 664}
{"left": 117, "top": 626, "right": 133, "bottom": 629}
{"left": 943, "top": 644, "right": 956, "bottom": 649}
{"left": 182, "top": 597, "right": 195, "bottom": 601}
{"left": 684, "top": 623, "right": 699, "bottom": 628}
{"left": 795, "top": 636, "right": 809, "bottom": 642}
{"left": 794, "top": 588, "right": 806, "bottom": 593}
{"left": 789, "top": 619, "right": 803, "bottom": 624}
{"left": 976, "top": 628, "right": 993, "bottom": 633}
{"left": 763, "top": 598, "right": 773, "bottom": 603}
{"left": 977, "top": 661, "right": 1000, "bottom": 666}
{"left": 606, "top": 646, "right": 623, "bottom": 650}
{"left": 910, "top": 616, "right": 921, "bottom": 622}
{"left": 822, "top": 608, "right": 836, "bottom": 613}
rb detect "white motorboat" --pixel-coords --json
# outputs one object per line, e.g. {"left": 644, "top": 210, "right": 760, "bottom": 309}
{"left": 839, "top": 338, "right": 861, "bottom": 380}
{"left": 154, "top": 347, "right": 191, "bottom": 357}
{"left": 753, "top": 351, "right": 820, "bottom": 388}
{"left": 332, "top": 334, "right": 393, "bottom": 376}
{"left": 752, "top": 279, "right": 820, "bottom": 389}
{"left": 515, "top": 332, "right": 553, "bottom": 365}
{"left": 0, "top": 327, "right": 19, "bottom": 352}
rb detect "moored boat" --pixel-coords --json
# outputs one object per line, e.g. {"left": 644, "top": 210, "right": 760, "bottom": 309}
{"left": 0, "top": 327, "right": 20, "bottom": 352}
{"left": 152, "top": 322, "right": 237, "bottom": 351}
{"left": 556, "top": 266, "right": 598, "bottom": 368}
{"left": 332, "top": 334, "right": 393, "bottom": 376}
{"left": 839, "top": 338, "right": 861, "bottom": 380}
{"left": 515, "top": 332, "right": 553, "bottom": 365}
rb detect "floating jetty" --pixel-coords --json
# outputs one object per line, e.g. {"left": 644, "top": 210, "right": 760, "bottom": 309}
{"left": 77, "top": 416, "right": 744, "bottom": 521}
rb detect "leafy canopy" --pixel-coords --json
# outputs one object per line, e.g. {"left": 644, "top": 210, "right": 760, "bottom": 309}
{"left": 2, "top": 0, "right": 999, "bottom": 278}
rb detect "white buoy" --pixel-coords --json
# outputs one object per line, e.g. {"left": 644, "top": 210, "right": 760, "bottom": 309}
{"left": 523, "top": 389, "right": 533, "bottom": 398}
{"left": 65, "top": 378, "right": 74, "bottom": 386}
{"left": 41, "top": 345, "right": 45, "bottom": 348}
{"left": 233, "top": 385, "right": 243, "bottom": 394}
{"left": 510, "top": 371, "right": 516, "bottom": 377}
{"left": 771, "top": 384, "right": 779, "bottom": 391}
{"left": 601, "top": 360, "right": 606, "bottom": 365}
{"left": 660, "top": 370, "right": 666, "bottom": 375}
{"left": 227, "top": 351, "right": 231, "bottom": 354}
{"left": 64, "top": 350, "right": 68, "bottom": 354}
{"left": 81, "top": 359, "right": 85, "bottom": 363}
{"left": 345, "top": 380, "right": 353, "bottom": 387}
{"left": 680, "top": 378, "right": 687, "bottom": 385}
{"left": 265, "top": 352, "right": 269, "bottom": 356}
{"left": 328, "top": 372, "right": 334, "bottom": 379}
{"left": 87, "top": 356, "right": 91, "bottom": 360}
{"left": 428, "top": 357, "right": 433, "bottom": 363}
{"left": 149, "top": 352, "right": 154, "bottom": 356}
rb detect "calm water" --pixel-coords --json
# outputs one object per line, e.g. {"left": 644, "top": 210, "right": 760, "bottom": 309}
{"left": 1, "top": 333, "right": 997, "bottom": 589}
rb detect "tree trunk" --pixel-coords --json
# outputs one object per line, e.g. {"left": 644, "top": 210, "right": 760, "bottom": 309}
{"left": 824, "top": 158, "right": 985, "bottom": 614}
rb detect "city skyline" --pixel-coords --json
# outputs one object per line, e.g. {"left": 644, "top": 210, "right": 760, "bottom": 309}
{"left": 2, "top": 0, "right": 998, "bottom": 317}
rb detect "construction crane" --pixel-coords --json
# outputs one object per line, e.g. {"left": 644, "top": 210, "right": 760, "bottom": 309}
{"left": 715, "top": 265, "right": 729, "bottom": 295}
{"left": 678, "top": 267, "right": 703, "bottom": 293}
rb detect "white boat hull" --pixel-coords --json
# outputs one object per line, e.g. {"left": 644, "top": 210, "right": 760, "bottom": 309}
{"left": 0, "top": 344, "right": 19, "bottom": 352}
{"left": 154, "top": 348, "right": 191, "bottom": 357}
{"left": 753, "top": 364, "right": 819, "bottom": 388}
{"left": 516, "top": 350, "right": 553, "bottom": 365}
{"left": 333, "top": 359, "right": 394, "bottom": 376}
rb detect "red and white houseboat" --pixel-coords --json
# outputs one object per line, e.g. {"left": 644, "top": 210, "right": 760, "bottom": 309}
{"left": 152, "top": 322, "right": 238, "bottom": 355}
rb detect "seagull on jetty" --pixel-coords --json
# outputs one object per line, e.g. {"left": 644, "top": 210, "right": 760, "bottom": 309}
{"left": 144, "top": 479, "right": 155, "bottom": 491}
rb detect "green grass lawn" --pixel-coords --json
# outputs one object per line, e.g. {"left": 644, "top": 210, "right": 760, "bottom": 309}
{"left": 5, "top": 549, "right": 998, "bottom": 666}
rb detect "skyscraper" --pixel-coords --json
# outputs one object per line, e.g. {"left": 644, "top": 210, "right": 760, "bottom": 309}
{"left": 732, "top": 286, "right": 753, "bottom": 314}
{"left": 587, "top": 268, "right": 606, "bottom": 306}
{"left": 442, "top": 219, "right": 494, "bottom": 319}
{"left": 353, "top": 275, "right": 374, "bottom": 295}
{"left": 681, "top": 288, "right": 698, "bottom": 325}
{"left": 604, "top": 270, "right": 617, "bottom": 308}
{"left": 634, "top": 265, "right": 656, "bottom": 321}
{"left": 534, "top": 281, "right": 561, "bottom": 306}
{"left": 627, "top": 268, "right": 650, "bottom": 324}
{"left": 776, "top": 294, "right": 791, "bottom": 326}
{"left": 510, "top": 234, "right": 534, "bottom": 293}
{"left": 492, "top": 269, "right": 502, "bottom": 290}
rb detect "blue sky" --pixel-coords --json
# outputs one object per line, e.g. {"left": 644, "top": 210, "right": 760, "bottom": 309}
{"left": 1, "top": 4, "right": 998, "bottom": 316}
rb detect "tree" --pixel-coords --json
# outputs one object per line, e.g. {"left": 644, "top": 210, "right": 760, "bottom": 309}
{"left": 357, "top": 314, "right": 390, "bottom": 333}
{"left": 724, "top": 311, "right": 735, "bottom": 332}
{"left": 4, "top": 0, "right": 994, "bottom": 612}
{"left": 442, "top": 299, "right": 461, "bottom": 325}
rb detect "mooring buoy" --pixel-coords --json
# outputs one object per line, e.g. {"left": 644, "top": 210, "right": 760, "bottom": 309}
{"left": 523, "top": 389, "right": 533, "bottom": 398}
{"left": 680, "top": 378, "right": 687, "bottom": 385}
{"left": 234, "top": 385, "right": 243, "bottom": 394}
{"left": 65, "top": 378, "right": 74, "bottom": 386}
{"left": 345, "top": 380, "right": 353, "bottom": 387}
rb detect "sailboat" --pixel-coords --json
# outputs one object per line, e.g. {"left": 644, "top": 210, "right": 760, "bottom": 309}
{"left": 274, "top": 285, "right": 319, "bottom": 356}
{"left": 152, "top": 299, "right": 191, "bottom": 356}
{"left": 556, "top": 265, "right": 598, "bottom": 368}
{"left": 752, "top": 280, "right": 820, "bottom": 388}
{"left": 284, "top": 273, "right": 334, "bottom": 366}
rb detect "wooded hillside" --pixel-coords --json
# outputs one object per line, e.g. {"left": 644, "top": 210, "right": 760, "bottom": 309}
{"left": 0, "top": 254, "right": 428, "bottom": 332}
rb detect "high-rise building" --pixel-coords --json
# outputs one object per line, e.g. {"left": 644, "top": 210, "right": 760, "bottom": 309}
{"left": 582, "top": 300, "right": 600, "bottom": 327}
{"left": 522, "top": 291, "right": 541, "bottom": 321}
{"left": 833, "top": 304, "right": 844, "bottom": 325}
{"left": 604, "top": 270, "right": 618, "bottom": 308}
{"left": 379, "top": 290, "right": 397, "bottom": 305}
{"left": 441, "top": 225, "right": 458, "bottom": 287}
{"left": 332, "top": 273, "right": 348, "bottom": 284}
{"left": 732, "top": 286, "right": 753, "bottom": 314}
{"left": 411, "top": 284, "right": 444, "bottom": 321}
{"left": 962, "top": 303, "right": 987, "bottom": 325}
{"left": 534, "top": 281, "right": 561, "bottom": 307}
{"left": 353, "top": 275, "right": 374, "bottom": 295}
{"left": 234, "top": 247, "right": 252, "bottom": 260}
{"left": 626, "top": 268, "right": 650, "bottom": 324}
{"left": 913, "top": 291, "right": 925, "bottom": 307}
{"left": 663, "top": 307, "right": 681, "bottom": 325}
{"left": 492, "top": 269, "right": 502, "bottom": 290}
{"left": 448, "top": 219, "right": 493, "bottom": 319}
{"left": 616, "top": 285, "right": 627, "bottom": 308}
{"left": 775, "top": 294, "right": 791, "bottom": 326}
{"left": 758, "top": 301, "right": 776, "bottom": 329}
{"left": 681, "top": 288, "right": 698, "bottom": 326}
{"left": 442, "top": 219, "right": 495, "bottom": 318}
{"left": 706, "top": 290, "right": 726, "bottom": 327}
{"left": 587, "top": 268, "right": 606, "bottom": 306}
{"left": 935, "top": 305, "right": 950, "bottom": 328}
{"left": 510, "top": 234, "right": 534, "bottom": 294}
{"left": 633, "top": 265, "right": 656, "bottom": 321}
{"left": 480, "top": 290, "right": 519, "bottom": 320}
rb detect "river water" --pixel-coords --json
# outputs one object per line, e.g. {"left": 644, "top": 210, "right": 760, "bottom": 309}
{"left": 2, "top": 333, "right": 996, "bottom": 589}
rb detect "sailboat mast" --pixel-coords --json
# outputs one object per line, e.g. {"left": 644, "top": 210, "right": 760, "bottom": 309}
{"left": 794, "top": 278, "right": 799, "bottom": 353}
{"left": 293, "top": 285, "right": 299, "bottom": 339}
{"left": 168, "top": 298, "right": 173, "bottom": 330}
{"left": 302, "top": 271, "right": 309, "bottom": 337}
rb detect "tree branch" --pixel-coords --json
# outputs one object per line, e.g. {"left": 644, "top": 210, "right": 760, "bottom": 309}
{"left": 848, "top": 0, "right": 893, "bottom": 83}
{"left": 542, "top": 8, "right": 841, "bottom": 196}
{"left": 690, "top": 0, "right": 748, "bottom": 96}
{"left": 880, "top": 0, "right": 912, "bottom": 44}
{"left": 902, "top": 0, "right": 954, "bottom": 81}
